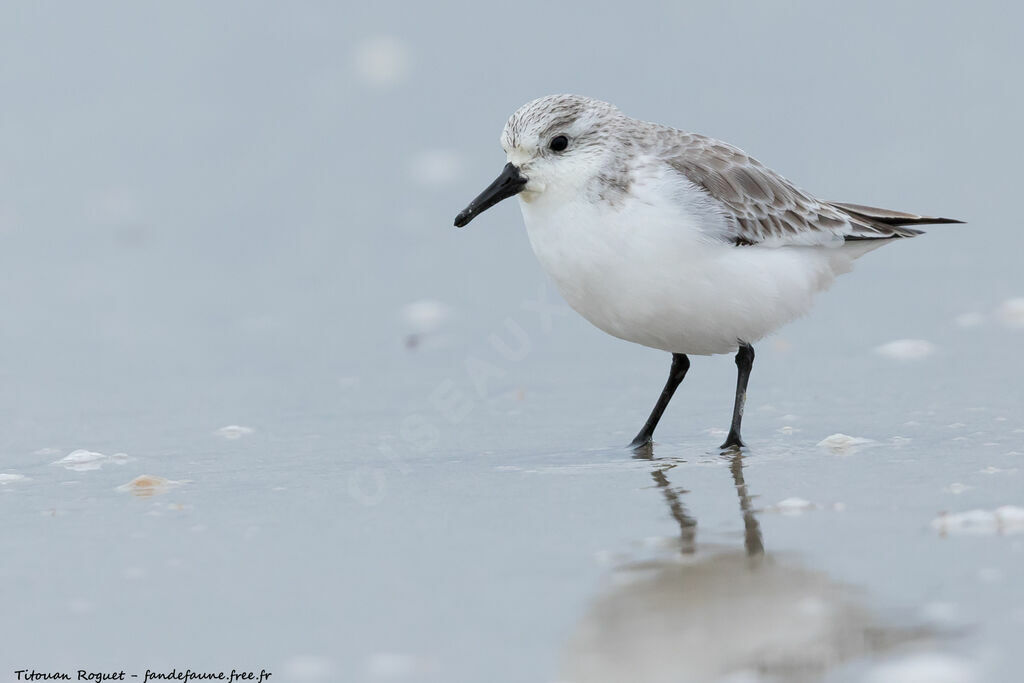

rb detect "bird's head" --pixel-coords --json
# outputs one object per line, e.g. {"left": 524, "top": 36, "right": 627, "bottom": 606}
{"left": 454, "top": 94, "right": 623, "bottom": 227}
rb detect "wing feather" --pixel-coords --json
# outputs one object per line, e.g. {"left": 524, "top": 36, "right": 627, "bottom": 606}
{"left": 657, "top": 130, "right": 961, "bottom": 246}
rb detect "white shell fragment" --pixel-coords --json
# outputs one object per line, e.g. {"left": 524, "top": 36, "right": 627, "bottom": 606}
{"left": 931, "top": 506, "right": 1024, "bottom": 535}
{"left": 352, "top": 35, "right": 410, "bottom": 87}
{"left": 764, "top": 498, "right": 845, "bottom": 515}
{"left": 817, "top": 433, "right": 875, "bottom": 454}
{"left": 400, "top": 300, "right": 452, "bottom": 332}
{"left": 409, "top": 149, "right": 462, "bottom": 187}
{"left": 995, "top": 297, "right": 1024, "bottom": 328}
{"left": 953, "top": 312, "right": 985, "bottom": 328}
{"left": 52, "top": 450, "right": 132, "bottom": 472}
{"left": 215, "top": 425, "right": 254, "bottom": 440}
{"left": 400, "top": 299, "right": 454, "bottom": 349}
{"left": 874, "top": 339, "right": 935, "bottom": 361}
{"left": 116, "top": 475, "right": 186, "bottom": 498}
{"left": 865, "top": 653, "right": 978, "bottom": 683}
{"left": 766, "top": 498, "right": 817, "bottom": 515}
{"left": 283, "top": 655, "right": 335, "bottom": 681}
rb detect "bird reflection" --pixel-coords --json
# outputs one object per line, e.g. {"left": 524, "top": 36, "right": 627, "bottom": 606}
{"left": 632, "top": 443, "right": 763, "bottom": 558}
{"left": 560, "top": 444, "right": 920, "bottom": 683}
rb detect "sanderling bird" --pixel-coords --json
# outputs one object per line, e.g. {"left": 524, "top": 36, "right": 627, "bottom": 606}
{"left": 454, "top": 95, "right": 961, "bottom": 449}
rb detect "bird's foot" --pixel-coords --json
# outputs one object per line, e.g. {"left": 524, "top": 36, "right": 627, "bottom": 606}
{"left": 629, "top": 440, "right": 655, "bottom": 459}
{"left": 629, "top": 431, "right": 653, "bottom": 450}
{"left": 720, "top": 432, "right": 745, "bottom": 451}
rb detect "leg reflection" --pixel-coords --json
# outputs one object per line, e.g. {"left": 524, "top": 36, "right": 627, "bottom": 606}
{"left": 651, "top": 467, "right": 697, "bottom": 555}
{"left": 636, "top": 444, "right": 763, "bottom": 557}
{"left": 726, "top": 447, "right": 764, "bottom": 557}
{"left": 632, "top": 442, "right": 697, "bottom": 554}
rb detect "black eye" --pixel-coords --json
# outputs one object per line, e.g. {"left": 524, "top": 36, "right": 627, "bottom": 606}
{"left": 549, "top": 135, "right": 568, "bottom": 152}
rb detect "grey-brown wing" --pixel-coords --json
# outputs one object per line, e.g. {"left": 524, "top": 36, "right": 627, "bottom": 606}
{"left": 661, "top": 132, "right": 959, "bottom": 245}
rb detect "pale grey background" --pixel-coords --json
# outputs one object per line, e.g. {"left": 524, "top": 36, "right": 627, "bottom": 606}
{"left": 1, "top": 2, "right": 1021, "bottom": 682}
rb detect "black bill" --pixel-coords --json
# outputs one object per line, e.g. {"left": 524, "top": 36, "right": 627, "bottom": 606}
{"left": 453, "top": 162, "right": 527, "bottom": 228}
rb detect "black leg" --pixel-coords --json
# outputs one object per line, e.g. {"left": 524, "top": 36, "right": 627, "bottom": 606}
{"left": 630, "top": 353, "right": 689, "bottom": 448}
{"left": 721, "top": 343, "right": 755, "bottom": 449}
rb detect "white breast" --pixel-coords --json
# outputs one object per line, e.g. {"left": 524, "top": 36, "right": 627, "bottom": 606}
{"left": 518, "top": 168, "right": 856, "bottom": 355}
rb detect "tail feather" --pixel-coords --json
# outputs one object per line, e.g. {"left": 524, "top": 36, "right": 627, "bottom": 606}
{"left": 828, "top": 201, "right": 964, "bottom": 241}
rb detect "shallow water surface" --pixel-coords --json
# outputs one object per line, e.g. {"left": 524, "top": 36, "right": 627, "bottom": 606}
{"left": 2, "top": 323, "right": 1022, "bottom": 682}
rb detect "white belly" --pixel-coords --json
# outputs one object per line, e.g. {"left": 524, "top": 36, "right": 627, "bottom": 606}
{"left": 519, "top": 193, "right": 858, "bottom": 356}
